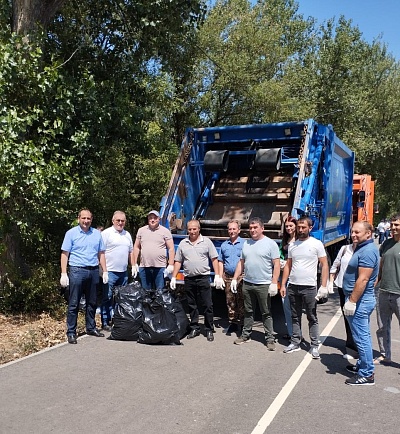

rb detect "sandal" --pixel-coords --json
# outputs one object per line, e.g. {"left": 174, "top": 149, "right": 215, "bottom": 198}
{"left": 373, "top": 355, "right": 392, "bottom": 365}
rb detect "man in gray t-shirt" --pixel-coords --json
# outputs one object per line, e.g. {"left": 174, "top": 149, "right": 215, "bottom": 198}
{"left": 376, "top": 214, "right": 400, "bottom": 363}
{"left": 232, "top": 217, "right": 280, "bottom": 350}
{"left": 170, "top": 220, "right": 219, "bottom": 342}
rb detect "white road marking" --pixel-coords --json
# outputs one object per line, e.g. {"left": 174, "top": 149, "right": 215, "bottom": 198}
{"left": 251, "top": 307, "right": 343, "bottom": 434}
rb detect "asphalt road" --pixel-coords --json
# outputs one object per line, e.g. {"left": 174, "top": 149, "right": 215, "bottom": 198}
{"left": 1, "top": 290, "right": 399, "bottom": 434}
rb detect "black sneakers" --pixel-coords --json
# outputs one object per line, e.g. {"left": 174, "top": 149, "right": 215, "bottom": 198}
{"left": 346, "top": 364, "right": 359, "bottom": 374}
{"left": 345, "top": 374, "right": 375, "bottom": 386}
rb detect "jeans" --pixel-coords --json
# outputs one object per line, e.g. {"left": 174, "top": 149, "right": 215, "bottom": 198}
{"left": 337, "top": 286, "right": 357, "bottom": 353}
{"left": 346, "top": 293, "right": 376, "bottom": 377}
{"left": 139, "top": 267, "right": 165, "bottom": 293}
{"left": 184, "top": 275, "right": 214, "bottom": 332}
{"left": 242, "top": 282, "right": 274, "bottom": 343}
{"left": 101, "top": 271, "right": 128, "bottom": 326}
{"left": 67, "top": 266, "right": 99, "bottom": 336}
{"left": 378, "top": 232, "right": 385, "bottom": 244}
{"left": 288, "top": 284, "right": 319, "bottom": 347}
{"left": 377, "top": 290, "right": 400, "bottom": 360}
{"left": 282, "top": 293, "right": 293, "bottom": 336}
{"left": 375, "top": 286, "right": 386, "bottom": 356}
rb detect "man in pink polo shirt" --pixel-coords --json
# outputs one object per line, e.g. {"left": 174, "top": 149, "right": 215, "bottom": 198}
{"left": 132, "top": 210, "right": 175, "bottom": 293}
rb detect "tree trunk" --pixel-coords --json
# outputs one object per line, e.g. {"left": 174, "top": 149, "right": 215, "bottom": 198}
{"left": 12, "top": 0, "right": 66, "bottom": 35}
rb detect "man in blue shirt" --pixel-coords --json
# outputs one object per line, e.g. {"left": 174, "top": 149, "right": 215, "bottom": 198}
{"left": 216, "top": 220, "right": 245, "bottom": 335}
{"left": 343, "top": 221, "right": 379, "bottom": 385}
{"left": 60, "top": 208, "right": 109, "bottom": 344}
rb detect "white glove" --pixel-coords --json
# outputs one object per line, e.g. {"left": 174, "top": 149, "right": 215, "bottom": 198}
{"left": 132, "top": 264, "right": 139, "bottom": 278}
{"left": 60, "top": 273, "right": 69, "bottom": 287}
{"left": 327, "top": 281, "right": 334, "bottom": 294}
{"left": 102, "top": 272, "right": 109, "bottom": 285}
{"left": 344, "top": 299, "right": 357, "bottom": 316}
{"left": 214, "top": 275, "right": 225, "bottom": 290}
{"left": 170, "top": 277, "right": 176, "bottom": 290}
{"left": 315, "top": 286, "right": 328, "bottom": 300}
{"left": 231, "top": 279, "right": 237, "bottom": 294}
{"left": 268, "top": 283, "right": 278, "bottom": 297}
{"left": 280, "top": 259, "right": 286, "bottom": 270}
{"left": 163, "top": 264, "right": 174, "bottom": 278}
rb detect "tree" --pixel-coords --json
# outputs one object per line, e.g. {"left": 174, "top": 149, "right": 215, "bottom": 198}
{"left": 12, "top": 0, "right": 67, "bottom": 35}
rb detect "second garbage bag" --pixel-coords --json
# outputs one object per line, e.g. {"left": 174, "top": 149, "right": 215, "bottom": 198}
{"left": 109, "top": 281, "right": 189, "bottom": 344}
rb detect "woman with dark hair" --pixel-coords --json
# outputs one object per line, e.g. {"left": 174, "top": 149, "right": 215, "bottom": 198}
{"left": 279, "top": 216, "right": 297, "bottom": 339}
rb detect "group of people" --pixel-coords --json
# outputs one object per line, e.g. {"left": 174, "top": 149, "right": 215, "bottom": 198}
{"left": 60, "top": 207, "right": 400, "bottom": 387}
{"left": 376, "top": 219, "right": 391, "bottom": 244}
{"left": 60, "top": 208, "right": 175, "bottom": 344}
{"left": 329, "top": 214, "right": 400, "bottom": 386}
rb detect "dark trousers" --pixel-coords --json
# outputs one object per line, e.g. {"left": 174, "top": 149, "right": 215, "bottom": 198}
{"left": 184, "top": 275, "right": 214, "bottom": 332}
{"left": 337, "top": 286, "right": 358, "bottom": 352}
{"left": 67, "top": 266, "right": 99, "bottom": 336}
{"left": 288, "top": 284, "right": 319, "bottom": 347}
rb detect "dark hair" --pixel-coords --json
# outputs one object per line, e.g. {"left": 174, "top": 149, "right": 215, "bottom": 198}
{"left": 282, "top": 216, "right": 298, "bottom": 248}
{"left": 78, "top": 208, "right": 92, "bottom": 218}
{"left": 390, "top": 213, "right": 400, "bottom": 222}
{"left": 249, "top": 217, "right": 264, "bottom": 227}
{"left": 297, "top": 216, "right": 313, "bottom": 227}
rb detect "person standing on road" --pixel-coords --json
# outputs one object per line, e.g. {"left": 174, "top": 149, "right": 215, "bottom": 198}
{"left": 60, "top": 208, "right": 108, "bottom": 344}
{"left": 279, "top": 216, "right": 297, "bottom": 340}
{"left": 132, "top": 210, "right": 175, "bottom": 294}
{"left": 281, "top": 216, "right": 329, "bottom": 359}
{"left": 216, "top": 220, "right": 245, "bottom": 335}
{"left": 100, "top": 211, "right": 134, "bottom": 331}
{"left": 375, "top": 214, "right": 400, "bottom": 365}
{"left": 329, "top": 241, "right": 359, "bottom": 360}
{"left": 342, "top": 221, "right": 379, "bottom": 386}
{"left": 170, "top": 219, "right": 220, "bottom": 342}
{"left": 377, "top": 219, "right": 386, "bottom": 245}
{"left": 231, "top": 217, "right": 280, "bottom": 350}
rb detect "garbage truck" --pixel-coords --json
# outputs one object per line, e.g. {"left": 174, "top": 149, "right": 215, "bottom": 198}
{"left": 159, "top": 119, "right": 355, "bottom": 271}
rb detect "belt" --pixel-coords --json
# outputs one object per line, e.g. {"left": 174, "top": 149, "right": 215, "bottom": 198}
{"left": 71, "top": 265, "right": 99, "bottom": 270}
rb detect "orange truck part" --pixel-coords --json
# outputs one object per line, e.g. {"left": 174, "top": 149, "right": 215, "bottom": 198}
{"left": 352, "top": 174, "right": 375, "bottom": 225}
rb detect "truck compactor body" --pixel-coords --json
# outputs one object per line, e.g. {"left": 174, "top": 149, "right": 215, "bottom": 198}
{"left": 159, "top": 119, "right": 355, "bottom": 259}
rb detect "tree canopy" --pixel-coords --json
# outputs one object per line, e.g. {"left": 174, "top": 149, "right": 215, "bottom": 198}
{"left": 1, "top": 0, "right": 400, "bottom": 312}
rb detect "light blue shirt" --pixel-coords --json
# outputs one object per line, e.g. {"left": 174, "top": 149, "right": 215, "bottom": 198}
{"left": 241, "top": 237, "right": 280, "bottom": 284}
{"left": 61, "top": 226, "right": 105, "bottom": 267}
{"left": 218, "top": 237, "right": 244, "bottom": 275}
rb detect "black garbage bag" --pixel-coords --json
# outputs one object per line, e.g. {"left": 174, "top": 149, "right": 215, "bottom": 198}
{"left": 109, "top": 282, "right": 145, "bottom": 341}
{"left": 138, "top": 296, "right": 179, "bottom": 344}
{"left": 159, "top": 291, "right": 190, "bottom": 340}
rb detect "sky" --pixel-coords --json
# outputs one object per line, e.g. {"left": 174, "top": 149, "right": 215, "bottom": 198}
{"left": 296, "top": 0, "right": 400, "bottom": 59}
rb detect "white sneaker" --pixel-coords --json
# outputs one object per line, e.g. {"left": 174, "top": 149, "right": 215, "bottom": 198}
{"left": 342, "top": 353, "right": 355, "bottom": 360}
{"left": 310, "top": 346, "right": 320, "bottom": 359}
{"left": 283, "top": 343, "right": 300, "bottom": 353}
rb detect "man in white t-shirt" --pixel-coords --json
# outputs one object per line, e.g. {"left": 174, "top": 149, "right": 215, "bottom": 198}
{"left": 281, "top": 216, "right": 329, "bottom": 359}
{"left": 101, "top": 210, "right": 134, "bottom": 330}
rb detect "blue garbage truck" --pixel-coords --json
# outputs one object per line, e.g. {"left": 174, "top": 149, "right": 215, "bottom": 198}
{"left": 159, "top": 119, "right": 354, "bottom": 271}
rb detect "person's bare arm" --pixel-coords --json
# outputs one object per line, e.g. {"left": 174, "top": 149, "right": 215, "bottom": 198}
{"left": 319, "top": 256, "right": 329, "bottom": 287}
{"left": 60, "top": 251, "right": 69, "bottom": 273}
{"left": 132, "top": 238, "right": 141, "bottom": 265}
{"left": 166, "top": 238, "right": 175, "bottom": 266}
{"left": 232, "top": 259, "right": 244, "bottom": 280}
{"left": 349, "top": 266, "right": 374, "bottom": 303}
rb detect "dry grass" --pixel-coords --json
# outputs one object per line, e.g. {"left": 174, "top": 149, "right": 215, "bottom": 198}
{"left": 0, "top": 312, "right": 100, "bottom": 364}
